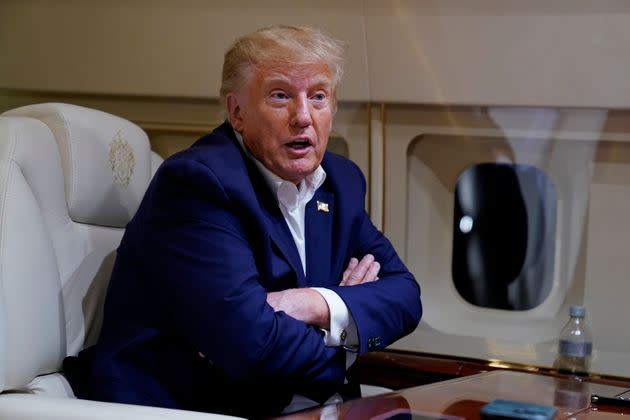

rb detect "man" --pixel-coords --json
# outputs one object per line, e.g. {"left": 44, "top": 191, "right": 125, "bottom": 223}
{"left": 65, "top": 25, "right": 422, "bottom": 417}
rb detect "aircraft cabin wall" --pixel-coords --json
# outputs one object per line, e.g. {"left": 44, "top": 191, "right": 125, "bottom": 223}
{"left": 2, "top": 0, "right": 630, "bottom": 378}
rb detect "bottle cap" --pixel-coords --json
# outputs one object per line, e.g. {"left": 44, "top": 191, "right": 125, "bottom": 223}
{"left": 570, "top": 305, "right": 586, "bottom": 317}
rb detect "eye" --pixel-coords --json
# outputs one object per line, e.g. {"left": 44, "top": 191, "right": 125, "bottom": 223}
{"left": 270, "top": 91, "right": 289, "bottom": 101}
{"left": 310, "top": 92, "right": 327, "bottom": 101}
{"left": 310, "top": 92, "right": 329, "bottom": 109}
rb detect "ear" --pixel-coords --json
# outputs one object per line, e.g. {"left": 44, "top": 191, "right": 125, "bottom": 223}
{"left": 226, "top": 93, "right": 244, "bottom": 133}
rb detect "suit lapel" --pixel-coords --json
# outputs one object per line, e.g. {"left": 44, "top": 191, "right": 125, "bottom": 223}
{"left": 267, "top": 208, "right": 307, "bottom": 287}
{"left": 305, "top": 188, "right": 334, "bottom": 286}
{"left": 207, "top": 124, "right": 307, "bottom": 288}
{"left": 244, "top": 157, "right": 306, "bottom": 287}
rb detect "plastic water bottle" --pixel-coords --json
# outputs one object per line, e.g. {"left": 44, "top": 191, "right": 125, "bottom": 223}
{"left": 554, "top": 377, "right": 590, "bottom": 417}
{"left": 557, "top": 305, "right": 593, "bottom": 376}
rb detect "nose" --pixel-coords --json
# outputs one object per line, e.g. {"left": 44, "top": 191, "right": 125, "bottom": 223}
{"left": 290, "top": 94, "right": 313, "bottom": 128}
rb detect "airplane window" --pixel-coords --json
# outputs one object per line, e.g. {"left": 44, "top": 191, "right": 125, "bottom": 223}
{"left": 452, "top": 163, "right": 557, "bottom": 311}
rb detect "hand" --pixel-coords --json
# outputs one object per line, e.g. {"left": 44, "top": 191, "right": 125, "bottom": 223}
{"left": 267, "top": 288, "right": 330, "bottom": 329}
{"left": 340, "top": 254, "right": 380, "bottom": 286}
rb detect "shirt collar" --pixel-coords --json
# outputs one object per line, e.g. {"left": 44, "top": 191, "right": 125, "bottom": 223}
{"left": 233, "top": 129, "right": 326, "bottom": 209}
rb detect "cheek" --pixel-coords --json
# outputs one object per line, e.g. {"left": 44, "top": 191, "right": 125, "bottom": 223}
{"left": 258, "top": 110, "right": 288, "bottom": 135}
{"left": 320, "top": 108, "right": 333, "bottom": 127}
{"left": 317, "top": 114, "right": 333, "bottom": 141}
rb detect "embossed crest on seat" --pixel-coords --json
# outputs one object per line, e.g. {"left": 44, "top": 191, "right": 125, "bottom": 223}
{"left": 109, "top": 130, "right": 135, "bottom": 186}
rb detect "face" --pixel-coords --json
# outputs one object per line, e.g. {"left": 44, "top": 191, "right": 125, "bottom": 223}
{"left": 227, "top": 62, "right": 334, "bottom": 184}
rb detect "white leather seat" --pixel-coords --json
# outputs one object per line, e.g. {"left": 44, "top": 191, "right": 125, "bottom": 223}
{"left": 0, "top": 103, "right": 237, "bottom": 419}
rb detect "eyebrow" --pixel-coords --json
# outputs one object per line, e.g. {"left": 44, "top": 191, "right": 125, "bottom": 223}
{"left": 263, "top": 74, "right": 333, "bottom": 90}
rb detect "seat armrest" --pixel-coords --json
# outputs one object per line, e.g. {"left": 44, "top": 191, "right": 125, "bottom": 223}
{"left": 0, "top": 394, "right": 241, "bottom": 420}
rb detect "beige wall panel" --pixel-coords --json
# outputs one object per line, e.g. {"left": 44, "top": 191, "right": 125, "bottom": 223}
{"left": 330, "top": 104, "right": 370, "bottom": 186}
{"left": 0, "top": 0, "right": 369, "bottom": 101}
{"left": 365, "top": 0, "right": 630, "bottom": 107}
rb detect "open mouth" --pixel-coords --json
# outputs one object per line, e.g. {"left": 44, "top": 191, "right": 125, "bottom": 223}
{"left": 286, "top": 139, "right": 311, "bottom": 150}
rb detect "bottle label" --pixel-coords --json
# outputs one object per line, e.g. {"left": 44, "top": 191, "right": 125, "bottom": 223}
{"left": 559, "top": 339, "right": 592, "bottom": 357}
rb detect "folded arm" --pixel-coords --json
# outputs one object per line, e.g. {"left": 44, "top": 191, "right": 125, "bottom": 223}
{"left": 266, "top": 254, "right": 381, "bottom": 330}
{"left": 332, "top": 210, "right": 423, "bottom": 354}
{"left": 139, "top": 159, "right": 346, "bottom": 387}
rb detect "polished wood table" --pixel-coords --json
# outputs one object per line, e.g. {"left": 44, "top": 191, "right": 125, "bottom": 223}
{"left": 278, "top": 370, "right": 630, "bottom": 419}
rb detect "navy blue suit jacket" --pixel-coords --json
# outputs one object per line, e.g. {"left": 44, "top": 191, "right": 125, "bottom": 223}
{"left": 67, "top": 121, "right": 421, "bottom": 417}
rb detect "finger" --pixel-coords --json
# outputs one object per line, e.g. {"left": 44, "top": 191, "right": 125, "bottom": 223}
{"left": 266, "top": 291, "right": 283, "bottom": 311}
{"left": 341, "top": 257, "right": 359, "bottom": 285}
{"left": 344, "top": 254, "right": 375, "bottom": 286}
{"left": 343, "top": 257, "right": 359, "bottom": 280}
{"left": 363, "top": 261, "right": 381, "bottom": 283}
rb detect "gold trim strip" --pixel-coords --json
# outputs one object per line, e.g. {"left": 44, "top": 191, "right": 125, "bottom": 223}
{"left": 378, "top": 349, "right": 628, "bottom": 383}
{"left": 135, "top": 121, "right": 217, "bottom": 136}
{"left": 367, "top": 103, "right": 372, "bottom": 216}
{"left": 380, "top": 103, "right": 386, "bottom": 231}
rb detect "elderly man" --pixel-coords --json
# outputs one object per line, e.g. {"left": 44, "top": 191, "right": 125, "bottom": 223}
{"left": 65, "top": 25, "right": 422, "bottom": 417}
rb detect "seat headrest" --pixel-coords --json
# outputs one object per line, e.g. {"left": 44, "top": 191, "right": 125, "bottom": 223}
{"left": 2, "top": 103, "right": 152, "bottom": 227}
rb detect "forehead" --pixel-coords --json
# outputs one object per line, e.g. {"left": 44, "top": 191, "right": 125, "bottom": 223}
{"left": 251, "top": 62, "right": 334, "bottom": 89}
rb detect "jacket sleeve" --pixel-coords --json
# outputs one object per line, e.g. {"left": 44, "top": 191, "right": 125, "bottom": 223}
{"left": 327, "top": 164, "right": 422, "bottom": 355}
{"left": 133, "top": 158, "right": 346, "bottom": 389}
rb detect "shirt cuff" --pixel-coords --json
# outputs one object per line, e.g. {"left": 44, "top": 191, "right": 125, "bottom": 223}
{"left": 345, "top": 351, "right": 358, "bottom": 371}
{"left": 311, "top": 287, "right": 358, "bottom": 350}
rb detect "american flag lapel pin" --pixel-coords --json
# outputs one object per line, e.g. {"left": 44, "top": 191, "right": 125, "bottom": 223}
{"left": 316, "top": 201, "right": 329, "bottom": 212}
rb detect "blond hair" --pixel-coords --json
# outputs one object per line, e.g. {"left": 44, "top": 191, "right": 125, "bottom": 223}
{"left": 220, "top": 25, "right": 346, "bottom": 105}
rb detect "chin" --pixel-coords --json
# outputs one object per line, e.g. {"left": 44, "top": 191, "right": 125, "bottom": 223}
{"left": 280, "top": 170, "right": 310, "bottom": 183}
{"left": 283, "top": 162, "right": 317, "bottom": 177}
